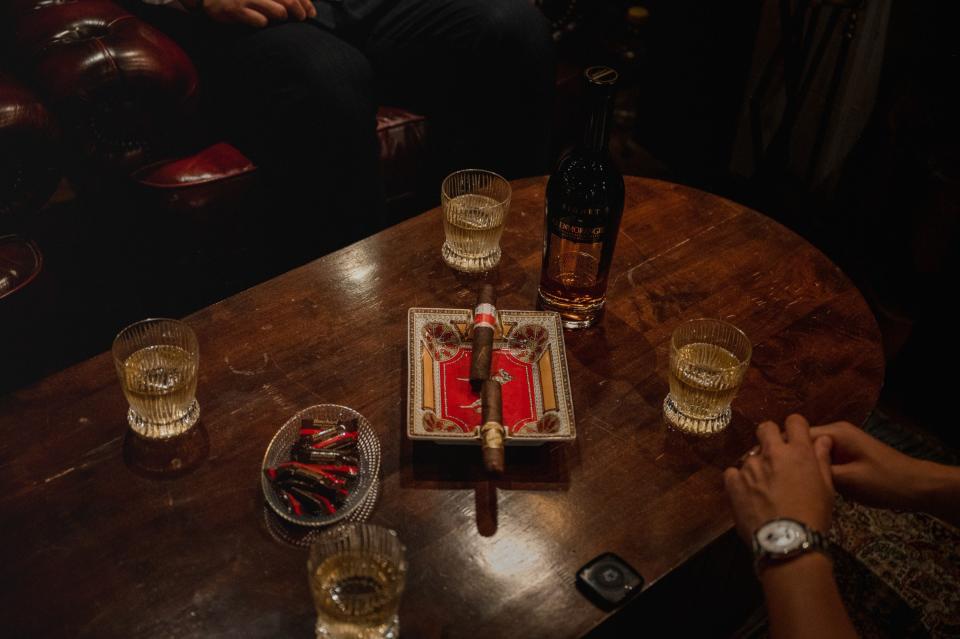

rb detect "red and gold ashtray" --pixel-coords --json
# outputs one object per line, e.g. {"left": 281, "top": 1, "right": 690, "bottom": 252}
{"left": 407, "top": 307, "right": 576, "bottom": 445}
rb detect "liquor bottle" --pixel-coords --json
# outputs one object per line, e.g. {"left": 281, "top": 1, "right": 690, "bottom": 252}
{"left": 537, "top": 66, "right": 625, "bottom": 329}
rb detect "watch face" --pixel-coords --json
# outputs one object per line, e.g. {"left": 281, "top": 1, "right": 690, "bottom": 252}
{"left": 756, "top": 519, "right": 808, "bottom": 555}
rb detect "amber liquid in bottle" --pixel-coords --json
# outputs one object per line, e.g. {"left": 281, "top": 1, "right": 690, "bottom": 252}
{"left": 538, "top": 66, "right": 625, "bottom": 328}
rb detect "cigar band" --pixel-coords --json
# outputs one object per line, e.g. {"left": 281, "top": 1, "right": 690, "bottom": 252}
{"left": 473, "top": 303, "right": 497, "bottom": 330}
{"left": 480, "top": 421, "right": 505, "bottom": 449}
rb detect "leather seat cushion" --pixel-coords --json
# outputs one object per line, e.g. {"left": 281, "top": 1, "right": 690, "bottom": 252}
{"left": 132, "top": 107, "right": 428, "bottom": 203}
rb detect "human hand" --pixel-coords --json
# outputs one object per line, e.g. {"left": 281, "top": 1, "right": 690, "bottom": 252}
{"left": 724, "top": 414, "right": 835, "bottom": 542}
{"left": 202, "top": 0, "right": 316, "bottom": 28}
{"left": 810, "top": 421, "right": 938, "bottom": 511}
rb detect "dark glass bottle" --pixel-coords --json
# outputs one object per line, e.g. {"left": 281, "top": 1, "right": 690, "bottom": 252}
{"left": 537, "top": 66, "right": 625, "bottom": 329}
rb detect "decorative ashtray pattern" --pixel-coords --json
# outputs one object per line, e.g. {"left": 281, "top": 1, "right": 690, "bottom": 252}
{"left": 261, "top": 404, "right": 380, "bottom": 527}
{"left": 407, "top": 308, "right": 576, "bottom": 445}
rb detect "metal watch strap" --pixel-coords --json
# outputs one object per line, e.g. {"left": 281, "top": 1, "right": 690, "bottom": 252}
{"left": 808, "top": 529, "right": 826, "bottom": 552}
{"left": 802, "top": 528, "right": 830, "bottom": 562}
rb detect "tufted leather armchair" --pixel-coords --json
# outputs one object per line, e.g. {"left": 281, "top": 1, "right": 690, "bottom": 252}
{"left": 2, "top": 0, "right": 430, "bottom": 219}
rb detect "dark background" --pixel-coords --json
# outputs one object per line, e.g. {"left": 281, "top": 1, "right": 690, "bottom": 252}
{"left": 562, "top": 0, "right": 958, "bottom": 451}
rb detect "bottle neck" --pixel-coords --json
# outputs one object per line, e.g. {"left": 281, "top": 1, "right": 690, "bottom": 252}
{"left": 582, "top": 90, "right": 615, "bottom": 154}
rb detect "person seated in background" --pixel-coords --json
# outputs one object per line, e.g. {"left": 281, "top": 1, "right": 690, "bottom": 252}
{"left": 130, "top": 0, "right": 554, "bottom": 243}
{"left": 724, "top": 414, "right": 960, "bottom": 639}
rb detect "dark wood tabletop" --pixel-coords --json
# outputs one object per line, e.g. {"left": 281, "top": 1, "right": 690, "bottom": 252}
{"left": 0, "top": 177, "right": 884, "bottom": 638}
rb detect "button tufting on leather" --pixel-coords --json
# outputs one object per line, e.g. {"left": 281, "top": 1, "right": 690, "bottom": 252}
{"left": 34, "top": 0, "right": 82, "bottom": 9}
{"left": 51, "top": 21, "right": 112, "bottom": 44}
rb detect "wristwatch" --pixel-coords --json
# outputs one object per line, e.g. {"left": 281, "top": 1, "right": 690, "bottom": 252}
{"left": 752, "top": 518, "right": 830, "bottom": 573}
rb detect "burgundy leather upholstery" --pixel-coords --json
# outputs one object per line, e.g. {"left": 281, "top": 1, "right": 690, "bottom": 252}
{"left": 377, "top": 107, "right": 428, "bottom": 204}
{"left": 1, "top": 1, "right": 566, "bottom": 218}
{"left": 0, "top": 232, "right": 52, "bottom": 390}
{"left": 130, "top": 107, "right": 429, "bottom": 214}
{"left": 4, "top": 0, "right": 429, "bottom": 207}
{"left": 7, "top": 0, "right": 199, "bottom": 171}
{"left": 0, "top": 72, "right": 60, "bottom": 221}
{"left": 130, "top": 142, "right": 259, "bottom": 215}
{"left": 133, "top": 111, "right": 428, "bottom": 191}
{"left": 3, "top": 0, "right": 436, "bottom": 212}
{"left": 0, "top": 235, "right": 43, "bottom": 301}
{"left": 133, "top": 143, "right": 257, "bottom": 189}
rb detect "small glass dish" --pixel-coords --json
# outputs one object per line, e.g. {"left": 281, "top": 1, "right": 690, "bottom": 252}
{"left": 261, "top": 404, "right": 380, "bottom": 528}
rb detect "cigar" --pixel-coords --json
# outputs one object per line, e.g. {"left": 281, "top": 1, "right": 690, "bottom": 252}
{"left": 470, "top": 284, "right": 497, "bottom": 392}
{"left": 480, "top": 379, "right": 505, "bottom": 474}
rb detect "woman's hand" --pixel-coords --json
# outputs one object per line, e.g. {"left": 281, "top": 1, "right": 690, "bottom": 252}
{"left": 811, "top": 421, "right": 960, "bottom": 525}
{"left": 810, "top": 421, "right": 925, "bottom": 509}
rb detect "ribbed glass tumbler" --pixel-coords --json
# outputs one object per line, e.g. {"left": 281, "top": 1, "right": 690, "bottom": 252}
{"left": 112, "top": 318, "right": 200, "bottom": 439}
{"left": 440, "top": 169, "right": 511, "bottom": 273}
{"left": 308, "top": 524, "right": 407, "bottom": 639}
{"left": 663, "top": 318, "right": 751, "bottom": 435}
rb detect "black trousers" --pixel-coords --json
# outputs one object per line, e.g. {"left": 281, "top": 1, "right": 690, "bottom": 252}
{"left": 132, "top": 0, "right": 555, "bottom": 242}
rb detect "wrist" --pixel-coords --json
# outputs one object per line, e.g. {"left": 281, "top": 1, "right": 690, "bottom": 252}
{"left": 917, "top": 461, "right": 960, "bottom": 522}
{"left": 758, "top": 551, "right": 834, "bottom": 589}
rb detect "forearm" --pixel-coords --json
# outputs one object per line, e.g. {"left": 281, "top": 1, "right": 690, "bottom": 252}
{"left": 760, "top": 554, "right": 857, "bottom": 639}
{"left": 917, "top": 461, "right": 960, "bottom": 527}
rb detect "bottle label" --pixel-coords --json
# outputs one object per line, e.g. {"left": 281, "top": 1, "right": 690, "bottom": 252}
{"left": 551, "top": 217, "right": 606, "bottom": 243}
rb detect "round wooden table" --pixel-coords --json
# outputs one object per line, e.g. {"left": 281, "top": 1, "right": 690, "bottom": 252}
{"left": 0, "top": 177, "right": 884, "bottom": 639}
